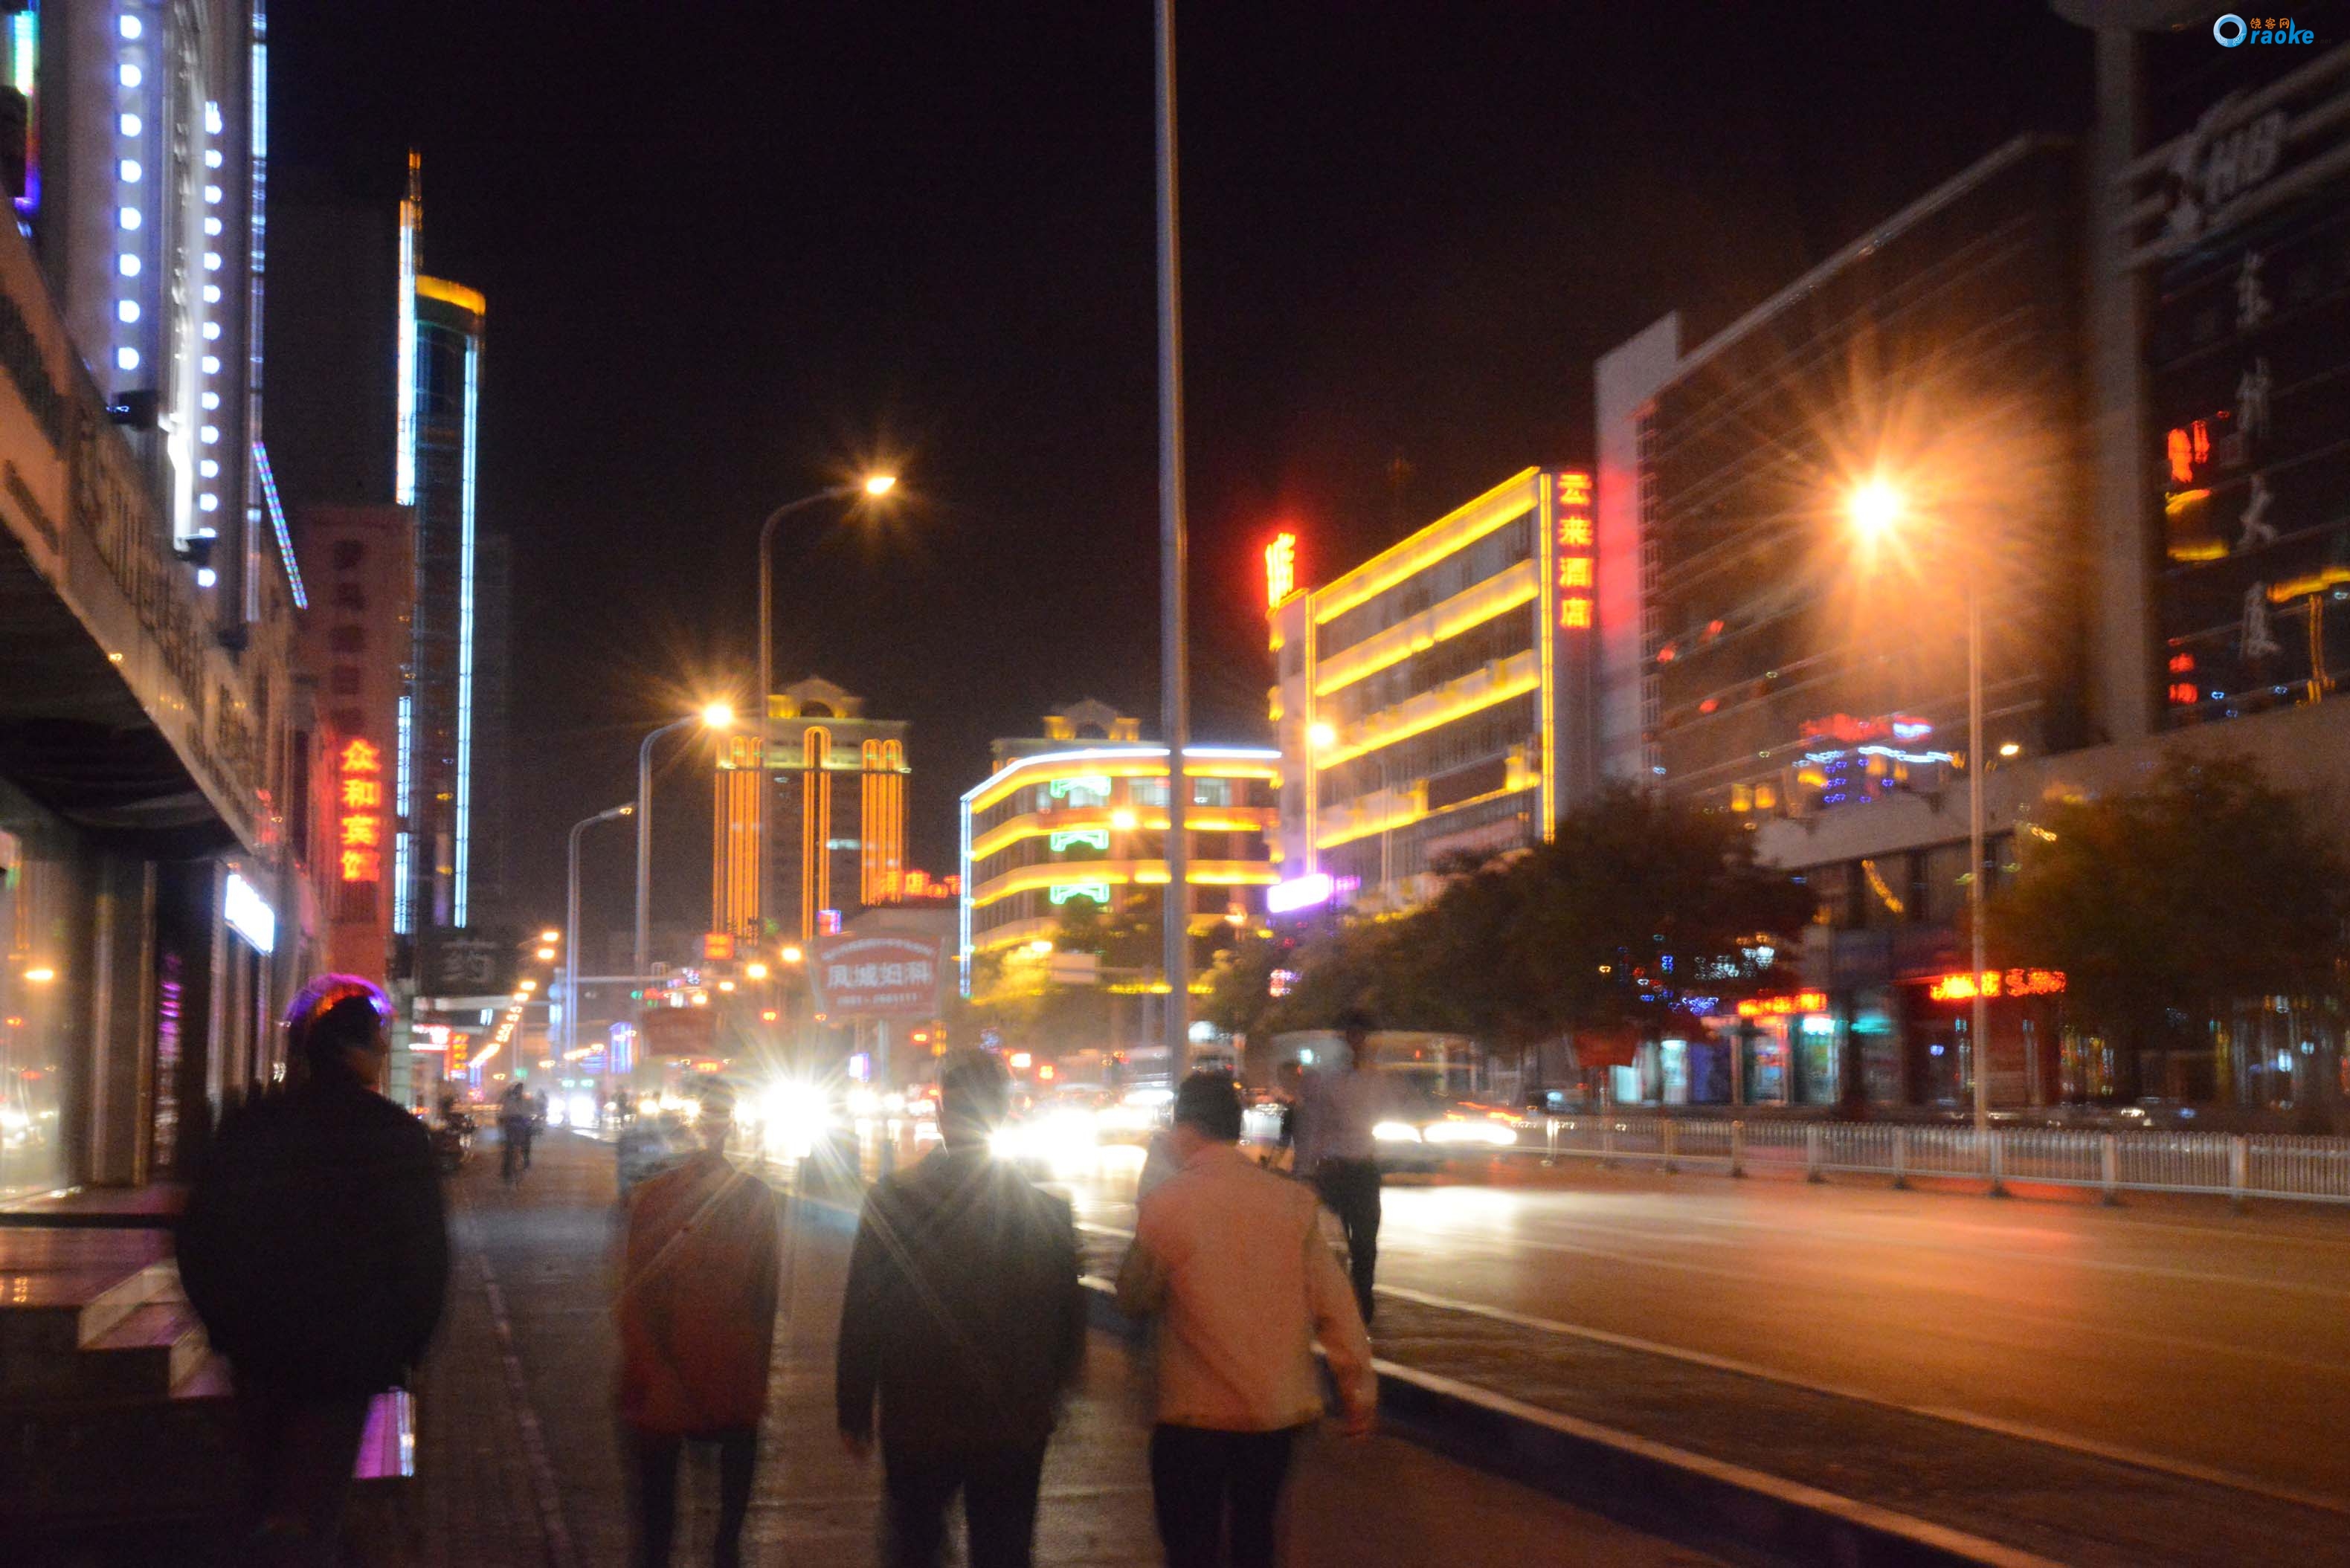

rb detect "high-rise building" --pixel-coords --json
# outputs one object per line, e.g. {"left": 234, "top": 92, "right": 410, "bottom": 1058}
{"left": 959, "top": 702, "right": 1279, "bottom": 998}
{"left": 712, "top": 677, "right": 910, "bottom": 946}
{"left": 1267, "top": 468, "right": 1600, "bottom": 916}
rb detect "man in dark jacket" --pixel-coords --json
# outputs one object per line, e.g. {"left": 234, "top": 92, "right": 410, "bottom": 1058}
{"left": 837, "top": 1052, "right": 1085, "bottom": 1568}
{"left": 178, "top": 975, "right": 449, "bottom": 1566}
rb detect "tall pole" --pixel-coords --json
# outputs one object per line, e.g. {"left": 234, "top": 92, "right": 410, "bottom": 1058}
{"left": 567, "top": 804, "right": 631, "bottom": 1058}
{"left": 1156, "top": 0, "right": 1192, "bottom": 1074}
{"left": 1967, "top": 566, "right": 1992, "bottom": 1156}
{"left": 635, "top": 717, "right": 695, "bottom": 981}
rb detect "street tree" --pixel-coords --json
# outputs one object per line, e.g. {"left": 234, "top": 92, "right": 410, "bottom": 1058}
{"left": 1988, "top": 755, "right": 2349, "bottom": 1100}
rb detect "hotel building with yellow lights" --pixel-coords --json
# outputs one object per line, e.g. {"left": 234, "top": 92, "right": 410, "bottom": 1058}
{"left": 714, "top": 677, "right": 909, "bottom": 945}
{"left": 959, "top": 702, "right": 1279, "bottom": 996}
{"left": 1269, "top": 468, "right": 1605, "bottom": 914}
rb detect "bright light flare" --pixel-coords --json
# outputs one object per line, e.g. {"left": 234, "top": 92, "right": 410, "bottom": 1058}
{"left": 1307, "top": 721, "right": 1337, "bottom": 750}
{"left": 762, "top": 1080, "right": 833, "bottom": 1161}
{"left": 745, "top": 962, "right": 769, "bottom": 980}
{"left": 1846, "top": 479, "right": 1906, "bottom": 543}
{"left": 535, "top": 946, "right": 557, "bottom": 961}
{"left": 1423, "top": 1118, "right": 1518, "bottom": 1148}
{"left": 1372, "top": 1120, "right": 1423, "bottom": 1144}
{"left": 863, "top": 474, "right": 898, "bottom": 497}
{"left": 540, "top": 929, "right": 561, "bottom": 943}
{"left": 701, "top": 702, "right": 735, "bottom": 730}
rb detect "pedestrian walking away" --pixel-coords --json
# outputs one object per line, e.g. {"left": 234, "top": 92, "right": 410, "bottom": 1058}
{"left": 176, "top": 975, "right": 450, "bottom": 1568}
{"left": 837, "top": 1051, "right": 1087, "bottom": 1568}
{"left": 498, "top": 1080, "right": 536, "bottom": 1184}
{"left": 616, "top": 1080, "right": 782, "bottom": 1568}
{"left": 1117, "top": 1071, "right": 1377, "bottom": 1568}
{"left": 1295, "top": 1008, "right": 1394, "bottom": 1325}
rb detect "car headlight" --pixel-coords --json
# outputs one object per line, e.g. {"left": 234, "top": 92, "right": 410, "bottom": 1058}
{"left": 1372, "top": 1120, "right": 1423, "bottom": 1143}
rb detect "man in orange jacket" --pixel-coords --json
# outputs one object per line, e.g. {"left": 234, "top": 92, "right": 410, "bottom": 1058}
{"left": 617, "top": 1081, "right": 781, "bottom": 1568}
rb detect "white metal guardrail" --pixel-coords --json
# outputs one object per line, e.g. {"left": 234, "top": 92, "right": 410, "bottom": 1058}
{"left": 1525, "top": 1114, "right": 2350, "bottom": 1205}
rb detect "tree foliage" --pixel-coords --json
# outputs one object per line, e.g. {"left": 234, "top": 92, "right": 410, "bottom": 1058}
{"left": 1988, "top": 755, "right": 2349, "bottom": 1092}
{"left": 1214, "top": 788, "right": 1815, "bottom": 1050}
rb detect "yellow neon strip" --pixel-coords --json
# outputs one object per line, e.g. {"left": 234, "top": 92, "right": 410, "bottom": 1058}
{"left": 1310, "top": 468, "right": 1539, "bottom": 625}
{"left": 965, "top": 758, "right": 1280, "bottom": 815}
{"left": 969, "top": 810, "right": 1275, "bottom": 863}
{"left": 2270, "top": 566, "right": 2350, "bottom": 601}
{"left": 1315, "top": 779, "right": 1533, "bottom": 852}
{"left": 969, "top": 859, "right": 1280, "bottom": 909}
{"left": 1313, "top": 657, "right": 1540, "bottom": 770}
{"left": 1313, "top": 564, "right": 1538, "bottom": 697}
{"left": 2167, "top": 540, "right": 2227, "bottom": 563}
{"left": 416, "top": 275, "right": 486, "bottom": 316}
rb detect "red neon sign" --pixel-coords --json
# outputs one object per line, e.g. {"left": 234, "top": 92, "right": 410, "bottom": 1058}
{"left": 1736, "top": 990, "right": 1828, "bottom": 1019}
{"left": 1265, "top": 532, "right": 1298, "bottom": 608}
{"left": 337, "top": 738, "right": 384, "bottom": 883}
{"left": 1555, "top": 470, "right": 1594, "bottom": 633}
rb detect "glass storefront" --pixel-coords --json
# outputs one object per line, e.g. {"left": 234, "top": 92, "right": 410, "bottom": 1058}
{"left": 0, "top": 781, "right": 88, "bottom": 1201}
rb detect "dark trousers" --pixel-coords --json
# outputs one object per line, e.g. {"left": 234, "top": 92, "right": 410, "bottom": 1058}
{"left": 881, "top": 1439, "right": 1050, "bottom": 1568}
{"left": 631, "top": 1428, "right": 757, "bottom": 1568}
{"left": 1148, "top": 1423, "right": 1303, "bottom": 1568}
{"left": 1314, "top": 1157, "right": 1382, "bottom": 1324}
{"left": 500, "top": 1120, "right": 534, "bottom": 1181}
{"left": 234, "top": 1380, "right": 373, "bottom": 1565}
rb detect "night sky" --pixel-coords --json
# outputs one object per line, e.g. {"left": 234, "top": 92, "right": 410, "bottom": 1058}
{"left": 271, "top": 4, "right": 2093, "bottom": 951}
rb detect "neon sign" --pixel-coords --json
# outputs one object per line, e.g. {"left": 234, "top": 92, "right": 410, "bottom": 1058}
{"left": 1266, "top": 872, "right": 1336, "bottom": 914}
{"left": 1736, "top": 990, "right": 1827, "bottom": 1019}
{"left": 1049, "top": 828, "right": 1110, "bottom": 854}
{"left": 1266, "top": 532, "right": 1297, "bottom": 607}
{"left": 1555, "top": 471, "right": 1594, "bottom": 631}
{"left": 1049, "top": 882, "right": 1110, "bottom": 906}
{"left": 338, "top": 738, "right": 384, "bottom": 883}
{"left": 1048, "top": 775, "right": 1113, "bottom": 801}
{"left": 1928, "top": 969, "right": 2066, "bottom": 1002}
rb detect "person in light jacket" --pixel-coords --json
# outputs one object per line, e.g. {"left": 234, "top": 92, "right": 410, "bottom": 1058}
{"left": 1117, "top": 1071, "right": 1376, "bottom": 1568}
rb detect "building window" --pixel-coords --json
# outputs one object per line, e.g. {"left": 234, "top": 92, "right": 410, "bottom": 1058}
{"left": 332, "top": 539, "right": 367, "bottom": 570}
{"left": 329, "top": 625, "right": 366, "bottom": 654}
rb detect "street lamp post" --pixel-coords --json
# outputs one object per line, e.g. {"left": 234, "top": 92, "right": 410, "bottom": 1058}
{"left": 755, "top": 475, "right": 898, "bottom": 719}
{"left": 634, "top": 705, "right": 733, "bottom": 981}
{"left": 565, "top": 803, "right": 633, "bottom": 1059}
{"left": 1849, "top": 480, "right": 1992, "bottom": 1153}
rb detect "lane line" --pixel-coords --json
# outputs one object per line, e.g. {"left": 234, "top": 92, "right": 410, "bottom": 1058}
{"left": 1372, "top": 1280, "right": 2350, "bottom": 1520}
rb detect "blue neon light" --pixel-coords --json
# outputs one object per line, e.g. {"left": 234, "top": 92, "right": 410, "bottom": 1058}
{"left": 251, "top": 442, "right": 303, "bottom": 608}
{"left": 452, "top": 338, "right": 478, "bottom": 926}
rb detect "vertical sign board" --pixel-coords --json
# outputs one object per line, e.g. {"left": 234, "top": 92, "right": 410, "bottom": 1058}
{"left": 1542, "top": 469, "right": 1598, "bottom": 830}
{"left": 2128, "top": 62, "right": 2350, "bottom": 726}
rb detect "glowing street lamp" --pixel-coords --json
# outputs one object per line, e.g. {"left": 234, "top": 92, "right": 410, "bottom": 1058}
{"left": 863, "top": 473, "right": 898, "bottom": 497}
{"left": 540, "top": 929, "right": 561, "bottom": 944}
{"left": 779, "top": 945, "right": 804, "bottom": 965}
{"left": 745, "top": 961, "right": 770, "bottom": 981}
{"left": 756, "top": 474, "right": 902, "bottom": 740}
{"left": 1845, "top": 475, "right": 1992, "bottom": 1158}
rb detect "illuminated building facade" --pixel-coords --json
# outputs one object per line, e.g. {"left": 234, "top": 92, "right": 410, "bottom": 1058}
{"left": 959, "top": 702, "right": 1279, "bottom": 996}
{"left": 712, "top": 677, "right": 909, "bottom": 944}
{"left": 396, "top": 161, "right": 488, "bottom": 940}
{"left": 1268, "top": 469, "right": 1600, "bottom": 914}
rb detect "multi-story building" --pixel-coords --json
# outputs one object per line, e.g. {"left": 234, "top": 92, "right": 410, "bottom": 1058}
{"left": 1266, "top": 468, "right": 1602, "bottom": 914}
{"left": 959, "top": 701, "right": 1279, "bottom": 998}
{"left": 0, "top": 1, "right": 305, "bottom": 1201}
{"left": 1591, "top": 30, "right": 2350, "bottom": 1113}
{"left": 712, "top": 677, "right": 910, "bottom": 945}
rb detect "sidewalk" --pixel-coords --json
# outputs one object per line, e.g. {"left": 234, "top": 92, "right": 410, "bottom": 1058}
{"left": 393, "top": 1130, "right": 1716, "bottom": 1567}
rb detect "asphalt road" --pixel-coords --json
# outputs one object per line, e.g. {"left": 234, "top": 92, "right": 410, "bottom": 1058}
{"left": 1059, "top": 1152, "right": 2350, "bottom": 1513}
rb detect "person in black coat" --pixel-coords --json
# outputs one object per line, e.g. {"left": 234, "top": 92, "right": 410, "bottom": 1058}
{"left": 837, "top": 1053, "right": 1086, "bottom": 1568}
{"left": 178, "top": 975, "right": 449, "bottom": 1564}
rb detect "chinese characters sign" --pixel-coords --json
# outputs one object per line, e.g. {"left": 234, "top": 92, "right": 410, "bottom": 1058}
{"left": 1927, "top": 969, "right": 2065, "bottom": 1003}
{"left": 1736, "top": 990, "right": 1828, "bottom": 1019}
{"left": 338, "top": 738, "right": 384, "bottom": 883}
{"left": 813, "top": 934, "right": 944, "bottom": 1018}
{"left": 1554, "top": 471, "right": 1594, "bottom": 632}
{"left": 1265, "top": 532, "right": 1297, "bottom": 608}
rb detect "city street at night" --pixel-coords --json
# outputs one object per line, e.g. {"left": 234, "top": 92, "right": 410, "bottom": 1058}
{"left": 7, "top": 4, "right": 2350, "bottom": 1563}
